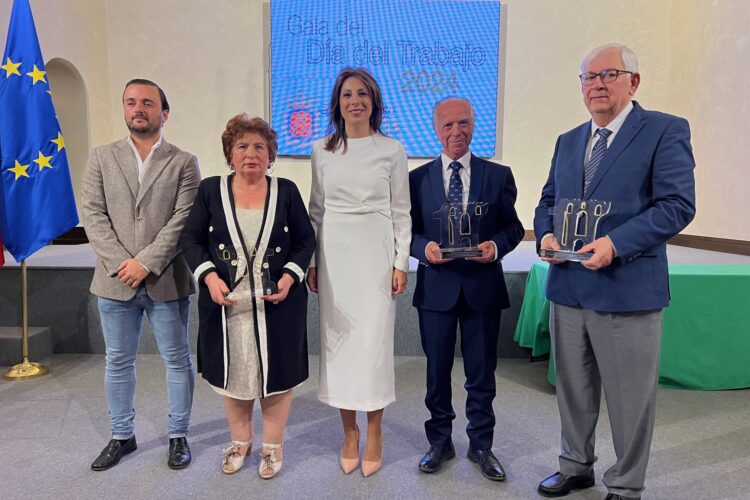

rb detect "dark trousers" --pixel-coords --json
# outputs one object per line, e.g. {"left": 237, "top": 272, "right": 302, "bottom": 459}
{"left": 418, "top": 292, "right": 501, "bottom": 451}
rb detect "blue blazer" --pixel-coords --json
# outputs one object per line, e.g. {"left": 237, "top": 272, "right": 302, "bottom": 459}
{"left": 533, "top": 102, "right": 696, "bottom": 312}
{"left": 410, "top": 154, "right": 524, "bottom": 312}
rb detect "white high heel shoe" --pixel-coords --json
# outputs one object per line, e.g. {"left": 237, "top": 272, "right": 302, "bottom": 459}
{"left": 258, "top": 442, "right": 283, "bottom": 479}
{"left": 222, "top": 439, "right": 252, "bottom": 474}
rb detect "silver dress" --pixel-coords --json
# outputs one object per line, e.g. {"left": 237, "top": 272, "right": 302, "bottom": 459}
{"left": 210, "top": 208, "right": 263, "bottom": 400}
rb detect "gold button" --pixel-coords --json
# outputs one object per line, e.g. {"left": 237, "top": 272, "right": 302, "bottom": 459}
{"left": 231, "top": 260, "right": 237, "bottom": 266}
{"left": 283, "top": 226, "right": 289, "bottom": 232}
{"left": 263, "top": 263, "right": 269, "bottom": 269}
{"left": 219, "top": 243, "right": 225, "bottom": 250}
{"left": 209, "top": 226, "right": 214, "bottom": 232}
{"left": 276, "top": 246, "right": 281, "bottom": 253}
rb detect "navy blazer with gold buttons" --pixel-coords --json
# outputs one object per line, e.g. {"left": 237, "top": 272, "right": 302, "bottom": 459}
{"left": 180, "top": 174, "right": 315, "bottom": 396}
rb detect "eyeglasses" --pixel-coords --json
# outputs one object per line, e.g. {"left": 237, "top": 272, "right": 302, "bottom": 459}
{"left": 579, "top": 69, "right": 633, "bottom": 86}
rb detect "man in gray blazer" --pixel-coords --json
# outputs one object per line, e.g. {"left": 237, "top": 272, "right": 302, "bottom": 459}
{"left": 82, "top": 79, "right": 200, "bottom": 471}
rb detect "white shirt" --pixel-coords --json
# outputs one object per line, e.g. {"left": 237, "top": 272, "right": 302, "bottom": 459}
{"left": 584, "top": 101, "right": 633, "bottom": 164}
{"left": 441, "top": 150, "right": 471, "bottom": 207}
{"left": 125, "top": 133, "right": 163, "bottom": 273}
{"left": 127, "top": 134, "right": 164, "bottom": 182}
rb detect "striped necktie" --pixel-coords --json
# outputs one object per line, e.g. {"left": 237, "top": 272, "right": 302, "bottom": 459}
{"left": 583, "top": 128, "right": 612, "bottom": 196}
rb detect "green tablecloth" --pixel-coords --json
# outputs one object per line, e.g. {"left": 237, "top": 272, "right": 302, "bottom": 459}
{"left": 513, "top": 261, "right": 750, "bottom": 390}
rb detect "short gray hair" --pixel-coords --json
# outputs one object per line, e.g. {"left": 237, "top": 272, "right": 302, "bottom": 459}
{"left": 432, "top": 96, "right": 475, "bottom": 131}
{"left": 579, "top": 43, "right": 639, "bottom": 73}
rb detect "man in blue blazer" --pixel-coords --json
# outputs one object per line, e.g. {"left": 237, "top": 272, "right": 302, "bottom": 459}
{"left": 534, "top": 44, "right": 695, "bottom": 500}
{"left": 410, "top": 97, "right": 524, "bottom": 481}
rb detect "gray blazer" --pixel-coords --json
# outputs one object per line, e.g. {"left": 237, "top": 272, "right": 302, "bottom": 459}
{"left": 81, "top": 137, "right": 201, "bottom": 302}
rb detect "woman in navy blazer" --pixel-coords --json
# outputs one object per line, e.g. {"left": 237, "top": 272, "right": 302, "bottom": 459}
{"left": 180, "top": 115, "right": 315, "bottom": 479}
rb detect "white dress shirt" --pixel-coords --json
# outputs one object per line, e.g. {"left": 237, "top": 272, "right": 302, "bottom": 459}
{"left": 125, "top": 133, "right": 164, "bottom": 273}
{"left": 127, "top": 133, "right": 164, "bottom": 182}
{"left": 584, "top": 101, "right": 633, "bottom": 164}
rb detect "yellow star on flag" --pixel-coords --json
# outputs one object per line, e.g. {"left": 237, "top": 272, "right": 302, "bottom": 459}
{"left": 1, "top": 56, "right": 21, "bottom": 77}
{"left": 33, "top": 151, "right": 53, "bottom": 171}
{"left": 25, "top": 64, "right": 47, "bottom": 85}
{"left": 9, "top": 160, "right": 30, "bottom": 180}
{"left": 51, "top": 132, "right": 65, "bottom": 151}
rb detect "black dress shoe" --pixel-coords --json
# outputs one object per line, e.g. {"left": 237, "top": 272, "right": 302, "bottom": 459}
{"left": 467, "top": 448, "right": 506, "bottom": 482}
{"left": 538, "top": 470, "right": 595, "bottom": 497}
{"left": 418, "top": 443, "right": 456, "bottom": 473}
{"left": 168, "top": 437, "right": 192, "bottom": 469}
{"left": 91, "top": 436, "right": 137, "bottom": 471}
{"left": 605, "top": 494, "right": 640, "bottom": 500}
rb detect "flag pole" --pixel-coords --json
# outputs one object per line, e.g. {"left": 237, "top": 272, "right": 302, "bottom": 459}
{"left": 4, "top": 260, "right": 48, "bottom": 380}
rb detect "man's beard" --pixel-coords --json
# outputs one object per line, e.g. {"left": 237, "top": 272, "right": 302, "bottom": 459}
{"left": 127, "top": 118, "right": 160, "bottom": 136}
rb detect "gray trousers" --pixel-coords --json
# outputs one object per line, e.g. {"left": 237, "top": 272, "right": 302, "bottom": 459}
{"left": 550, "top": 302, "right": 662, "bottom": 498}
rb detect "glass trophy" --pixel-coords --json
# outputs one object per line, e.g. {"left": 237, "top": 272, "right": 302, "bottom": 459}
{"left": 538, "top": 198, "right": 612, "bottom": 262}
{"left": 432, "top": 201, "right": 488, "bottom": 258}
{"left": 217, "top": 244, "right": 278, "bottom": 299}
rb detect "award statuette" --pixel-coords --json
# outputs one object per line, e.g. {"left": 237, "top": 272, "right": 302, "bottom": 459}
{"left": 433, "top": 201, "right": 488, "bottom": 258}
{"left": 539, "top": 198, "right": 611, "bottom": 262}
{"left": 218, "top": 244, "right": 279, "bottom": 299}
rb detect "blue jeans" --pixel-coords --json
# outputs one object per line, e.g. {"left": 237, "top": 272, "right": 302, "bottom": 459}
{"left": 98, "top": 286, "right": 194, "bottom": 440}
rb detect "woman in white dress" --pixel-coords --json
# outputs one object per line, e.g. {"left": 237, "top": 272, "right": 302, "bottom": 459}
{"left": 306, "top": 68, "right": 411, "bottom": 477}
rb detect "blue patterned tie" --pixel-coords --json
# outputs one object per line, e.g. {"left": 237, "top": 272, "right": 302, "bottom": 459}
{"left": 447, "top": 161, "right": 464, "bottom": 205}
{"left": 583, "top": 128, "right": 612, "bottom": 196}
{"left": 447, "top": 161, "right": 469, "bottom": 235}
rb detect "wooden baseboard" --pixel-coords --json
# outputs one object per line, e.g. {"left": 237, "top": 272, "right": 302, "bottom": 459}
{"left": 668, "top": 234, "right": 750, "bottom": 256}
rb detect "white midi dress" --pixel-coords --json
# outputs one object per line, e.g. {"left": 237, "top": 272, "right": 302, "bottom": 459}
{"left": 309, "top": 134, "right": 411, "bottom": 411}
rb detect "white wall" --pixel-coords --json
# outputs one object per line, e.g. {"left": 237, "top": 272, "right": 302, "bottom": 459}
{"left": 1, "top": 0, "right": 747, "bottom": 240}
{"left": 667, "top": 0, "right": 750, "bottom": 240}
{"left": 499, "top": 0, "right": 673, "bottom": 234}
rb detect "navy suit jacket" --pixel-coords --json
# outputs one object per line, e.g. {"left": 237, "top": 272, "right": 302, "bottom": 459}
{"left": 533, "top": 101, "right": 696, "bottom": 312}
{"left": 410, "top": 154, "right": 524, "bottom": 312}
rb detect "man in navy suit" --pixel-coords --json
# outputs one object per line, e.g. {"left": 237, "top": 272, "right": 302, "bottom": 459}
{"left": 534, "top": 44, "right": 695, "bottom": 500}
{"left": 410, "top": 97, "right": 524, "bottom": 481}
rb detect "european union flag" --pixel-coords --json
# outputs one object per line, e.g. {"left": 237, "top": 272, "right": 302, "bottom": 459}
{"left": 0, "top": 0, "right": 78, "bottom": 262}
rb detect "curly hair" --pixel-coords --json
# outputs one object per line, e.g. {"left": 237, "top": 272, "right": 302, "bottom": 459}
{"left": 221, "top": 113, "right": 278, "bottom": 166}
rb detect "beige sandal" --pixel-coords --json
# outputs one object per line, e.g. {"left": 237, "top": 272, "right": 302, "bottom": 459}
{"left": 258, "top": 442, "right": 283, "bottom": 479}
{"left": 222, "top": 439, "right": 252, "bottom": 474}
